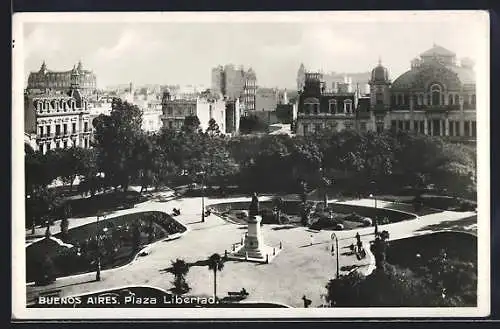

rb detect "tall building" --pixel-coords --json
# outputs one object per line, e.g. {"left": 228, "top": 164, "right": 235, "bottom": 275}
{"left": 161, "top": 90, "right": 227, "bottom": 133}
{"left": 295, "top": 72, "right": 369, "bottom": 136}
{"left": 368, "top": 44, "right": 476, "bottom": 141}
{"left": 211, "top": 64, "right": 257, "bottom": 111}
{"left": 27, "top": 60, "right": 97, "bottom": 97}
{"left": 25, "top": 66, "right": 92, "bottom": 154}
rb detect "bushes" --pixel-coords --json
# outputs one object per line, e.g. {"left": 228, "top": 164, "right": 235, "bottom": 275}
{"left": 33, "top": 255, "right": 57, "bottom": 286}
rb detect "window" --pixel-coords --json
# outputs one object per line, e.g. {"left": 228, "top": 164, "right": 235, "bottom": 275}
{"left": 168, "top": 107, "right": 173, "bottom": 116}
{"left": 38, "top": 144, "right": 43, "bottom": 152}
{"left": 360, "top": 122, "right": 367, "bottom": 131}
{"left": 344, "top": 100, "right": 352, "bottom": 113}
{"left": 431, "top": 84, "right": 442, "bottom": 105}
{"left": 391, "top": 95, "right": 396, "bottom": 105}
{"left": 55, "top": 124, "right": 61, "bottom": 136}
{"left": 63, "top": 124, "right": 67, "bottom": 135}
{"left": 449, "top": 121, "right": 454, "bottom": 136}
{"left": 303, "top": 124, "right": 309, "bottom": 135}
{"left": 391, "top": 120, "right": 397, "bottom": 131}
{"left": 420, "top": 121, "right": 425, "bottom": 133}
{"left": 398, "top": 121, "right": 404, "bottom": 130}
{"left": 47, "top": 125, "right": 51, "bottom": 136}
{"left": 404, "top": 94, "right": 409, "bottom": 105}
{"left": 449, "top": 94, "right": 454, "bottom": 105}
{"left": 329, "top": 100, "right": 337, "bottom": 114}
{"left": 47, "top": 143, "right": 51, "bottom": 151}
{"left": 464, "top": 121, "right": 470, "bottom": 136}
{"left": 313, "top": 104, "right": 319, "bottom": 114}
{"left": 472, "top": 95, "right": 476, "bottom": 105}
{"left": 168, "top": 121, "right": 173, "bottom": 129}
{"left": 72, "top": 123, "right": 76, "bottom": 133}
{"left": 63, "top": 140, "right": 67, "bottom": 148}
{"left": 304, "top": 98, "right": 319, "bottom": 115}
{"left": 464, "top": 95, "right": 469, "bottom": 105}
{"left": 419, "top": 95, "right": 424, "bottom": 105}
{"left": 376, "top": 124, "right": 384, "bottom": 133}
{"left": 84, "top": 122, "right": 89, "bottom": 132}
{"left": 405, "top": 121, "right": 410, "bottom": 131}
{"left": 472, "top": 121, "right": 476, "bottom": 137}
{"left": 398, "top": 95, "right": 403, "bottom": 105}
{"left": 38, "top": 126, "right": 43, "bottom": 136}
{"left": 427, "top": 95, "right": 431, "bottom": 105}
{"left": 315, "top": 124, "right": 322, "bottom": 133}
{"left": 345, "top": 122, "right": 353, "bottom": 130}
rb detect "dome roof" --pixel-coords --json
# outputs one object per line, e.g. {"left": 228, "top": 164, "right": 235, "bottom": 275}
{"left": 392, "top": 61, "right": 473, "bottom": 90}
{"left": 371, "top": 60, "right": 389, "bottom": 83}
{"left": 420, "top": 44, "right": 456, "bottom": 57}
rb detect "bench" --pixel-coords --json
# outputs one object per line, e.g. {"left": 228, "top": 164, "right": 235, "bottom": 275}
{"left": 227, "top": 290, "right": 249, "bottom": 299}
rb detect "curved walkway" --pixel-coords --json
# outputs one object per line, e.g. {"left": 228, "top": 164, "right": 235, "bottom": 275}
{"left": 25, "top": 192, "right": 477, "bottom": 308}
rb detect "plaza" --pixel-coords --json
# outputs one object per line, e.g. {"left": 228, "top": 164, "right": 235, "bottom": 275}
{"left": 26, "top": 190, "right": 477, "bottom": 308}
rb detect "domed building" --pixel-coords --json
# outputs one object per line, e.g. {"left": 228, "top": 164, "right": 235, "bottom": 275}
{"left": 368, "top": 45, "right": 476, "bottom": 141}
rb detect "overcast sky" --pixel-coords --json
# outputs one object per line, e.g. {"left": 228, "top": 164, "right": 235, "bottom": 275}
{"left": 19, "top": 12, "right": 487, "bottom": 89}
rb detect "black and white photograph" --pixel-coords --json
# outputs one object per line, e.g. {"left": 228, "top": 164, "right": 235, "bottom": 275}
{"left": 12, "top": 11, "right": 490, "bottom": 319}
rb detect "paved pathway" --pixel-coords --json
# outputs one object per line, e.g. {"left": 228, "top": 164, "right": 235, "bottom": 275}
{"left": 25, "top": 193, "right": 477, "bottom": 307}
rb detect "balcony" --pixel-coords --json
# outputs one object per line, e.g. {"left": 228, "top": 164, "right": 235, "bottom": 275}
{"left": 414, "top": 104, "right": 461, "bottom": 112}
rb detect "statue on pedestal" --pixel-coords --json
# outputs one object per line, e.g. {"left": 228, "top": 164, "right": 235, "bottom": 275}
{"left": 249, "top": 192, "right": 260, "bottom": 218}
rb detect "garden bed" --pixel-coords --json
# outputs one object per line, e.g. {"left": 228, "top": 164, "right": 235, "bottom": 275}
{"left": 209, "top": 200, "right": 417, "bottom": 230}
{"left": 26, "top": 211, "right": 186, "bottom": 284}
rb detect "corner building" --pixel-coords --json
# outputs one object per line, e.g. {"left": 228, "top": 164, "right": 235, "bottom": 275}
{"left": 369, "top": 45, "right": 476, "bottom": 141}
{"left": 24, "top": 67, "right": 92, "bottom": 154}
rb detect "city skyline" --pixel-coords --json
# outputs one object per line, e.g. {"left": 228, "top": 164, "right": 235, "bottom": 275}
{"left": 19, "top": 12, "right": 486, "bottom": 90}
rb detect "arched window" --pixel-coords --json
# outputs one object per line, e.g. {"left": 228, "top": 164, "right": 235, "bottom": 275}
{"left": 449, "top": 94, "right": 454, "bottom": 105}
{"left": 328, "top": 99, "right": 337, "bottom": 114}
{"left": 430, "top": 84, "right": 442, "bottom": 105}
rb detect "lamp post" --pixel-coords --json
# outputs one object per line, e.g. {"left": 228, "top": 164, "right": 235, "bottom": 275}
{"left": 95, "top": 213, "right": 105, "bottom": 281}
{"left": 198, "top": 171, "right": 206, "bottom": 223}
{"left": 370, "top": 180, "right": 377, "bottom": 209}
{"left": 331, "top": 232, "right": 340, "bottom": 278}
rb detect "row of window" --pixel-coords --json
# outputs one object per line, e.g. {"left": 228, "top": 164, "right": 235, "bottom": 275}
{"left": 35, "top": 100, "right": 85, "bottom": 112}
{"left": 302, "top": 121, "right": 357, "bottom": 134}
{"left": 164, "top": 106, "right": 196, "bottom": 116}
{"left": 390, "top": 119, "right": 476, "bottom": 137}
{"left": 303, "top": 99, "right": 353, "bottom": 115}
{"left": 38, "top": 122, "right": 89, "bottom": 137}
{"left": 390, "top": 89, "right": 476, "bottom": 107}
{"left": 38, "top": 138, "right": 90, "bottom": 153}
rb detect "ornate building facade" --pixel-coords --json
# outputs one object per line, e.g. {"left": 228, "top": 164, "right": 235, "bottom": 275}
{"left": 27, "top": 61, "right": 97, "bottom": 97}
{"left": 295, "top": 72, "right": 369, "bottom": 136}
{"left": 368, "top": 45, "right": 476, "bottom": 141}
{"left": 24, "top": 67, "right": 92, "bottom": 154}
{"left": 295, "top": 45, "right": 476, "bottom": 141}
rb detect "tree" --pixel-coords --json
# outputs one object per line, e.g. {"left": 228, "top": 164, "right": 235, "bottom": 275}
{"left": 272, "top": 196, "right": 284, "bottom": 224}
{"left": 168, "top": 258, "right": 191, "bottom": 294}
{"left": 183, "top": 115, "right": 201, "bottom": 134}
{"left": 92, "top": 99, "right": 143, "bottom": 192}
{"left": 206, "top": 118, "right": 221, "bottom": 136}
{"left": 207, "top": 253, "right": 225, "bottom": 300}
{"left": 60, "top": 217, "right": 69, "bottom": 242}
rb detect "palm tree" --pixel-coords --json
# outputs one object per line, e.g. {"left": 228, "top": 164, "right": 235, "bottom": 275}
{"left": 168, "top": 258, "right": 190, "bottom": 294}
{"left": 207, "top": 253, "right": 225, "bottom": 300}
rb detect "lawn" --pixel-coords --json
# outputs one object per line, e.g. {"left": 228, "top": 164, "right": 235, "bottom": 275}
{"left": 26, "top": 211, "right": 186, "bottom": 284}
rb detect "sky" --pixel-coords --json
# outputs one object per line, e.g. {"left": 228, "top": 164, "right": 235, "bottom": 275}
{"left": 19, "top": 12, "right": 488, "bottom": 89}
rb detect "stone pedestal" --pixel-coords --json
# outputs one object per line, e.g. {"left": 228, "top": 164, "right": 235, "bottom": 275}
{"left": 229, "top": 215, "right": 281, "bottom": 263}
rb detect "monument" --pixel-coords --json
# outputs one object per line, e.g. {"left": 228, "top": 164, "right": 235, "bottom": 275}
{"left": 228, "top": 193, "right": 282, "bottom": 263}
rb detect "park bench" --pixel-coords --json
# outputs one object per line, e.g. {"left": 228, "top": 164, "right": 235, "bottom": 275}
{"left": 227, "top": 289, "right": 249, "bottom": 300}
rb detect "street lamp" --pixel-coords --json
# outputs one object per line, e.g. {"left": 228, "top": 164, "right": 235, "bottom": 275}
{"left": 331, "top": 232, "right": 340, "bottom": 279}
{"left": 197, "top": 171, "right": 207, "bottom": 223}
{"left": 95, "top": 213, "right": 105, "bottom": 281}
{"left": 370, "top": 180, "right": 377, "bottom": 209}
